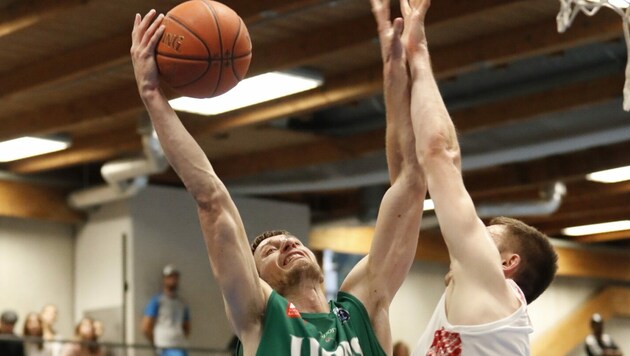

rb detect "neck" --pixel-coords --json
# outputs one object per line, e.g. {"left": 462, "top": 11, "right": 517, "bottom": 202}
{"left": 281, "top": 280, "right": 328, "bottom": 313}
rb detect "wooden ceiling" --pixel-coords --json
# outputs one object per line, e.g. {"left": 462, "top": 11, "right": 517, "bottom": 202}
{"left": 1, "top": 0, "right": 629, "bottom": 254}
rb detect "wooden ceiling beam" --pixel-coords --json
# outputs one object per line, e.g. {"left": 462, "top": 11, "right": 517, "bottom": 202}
{"left": 213, "top": 129, "right": 386, "bottom": 179}
{"left": 451, "top": 74, "right": 625, "bottom": 133}
{"left": 0, "top": 0, "right": 339, "bottom": 101}
{"left": 0, "top": 0, "right": 89, "bottom": 37}
{"left": 183, "top": 66, "right": 384, "bottom": 136}
{"left": 0, "top": 35, "right": 132, "bottom": 99}
{"left": 0, "top": 84, "right": 143, "bottom": 142}
{"left": 464, "top": 141, "right": 630, "bottom": 192}
{"left": 432, "top": 11, "right": 622, "bottom": 78}
{"left": 2, "top": 4, "right": 624, "bottom": 173}
{"left": 0, "top": 179, "right": 84, "bottom": 223}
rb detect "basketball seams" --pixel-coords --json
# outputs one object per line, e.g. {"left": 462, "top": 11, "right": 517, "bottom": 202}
{"left": 201, "top": 0, "right": 223, "bottom": 96}
{"left": 157, "top": 0, "right": 251, "bottom": 98}
{"left": 230, "top": 20, "right": 242, "bottom": 80}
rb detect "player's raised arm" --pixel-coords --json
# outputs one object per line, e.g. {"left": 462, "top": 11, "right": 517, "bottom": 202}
{"left": 339, "top": 0, "right": 426, "bottom": 348}
{"left": 130, "top": 10, "right": 268, "bottom": 340}
{"left": 404, "top": 0, "right": 519, "bottom": 323}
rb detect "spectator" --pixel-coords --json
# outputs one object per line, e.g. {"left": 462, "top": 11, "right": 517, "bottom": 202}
{"left": 40, "top": 304, "right": 62, "bottom": 356}
{"left": 585, "top": 313, "right": 623, "bottom": 356}
{"left": 142, "top": 264, "right": 190, "bottom": 356}
{"left": 393, "top": 341, "right": 410, "bottom": 356}
{"left": 0, "top": 309, "right": 25, "bottom": 356}
{"left": 23, "top": 312, "right": 49, "bottom": 356}
{"left": 40, "top": 305, "right": 58, "bottom": 342}
{"left": 60, "top": 318, "right": 104, "bottom": 356}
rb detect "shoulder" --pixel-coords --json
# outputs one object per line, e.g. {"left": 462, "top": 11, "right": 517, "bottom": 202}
{"left": 144, "top": 294, "right": 162, "bottom": 315}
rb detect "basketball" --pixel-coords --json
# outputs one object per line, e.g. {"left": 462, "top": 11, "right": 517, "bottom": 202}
{"left": 156, "top": 0, "right": 252, "bottom": 98}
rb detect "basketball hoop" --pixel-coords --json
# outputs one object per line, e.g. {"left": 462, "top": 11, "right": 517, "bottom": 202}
{"left": 557, "top": 0, "right": 630, "bottom": 111}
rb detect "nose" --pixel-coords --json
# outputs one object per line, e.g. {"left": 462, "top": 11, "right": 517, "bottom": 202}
{"left": 281, "top": 237, "right": 297, "bottom": 252}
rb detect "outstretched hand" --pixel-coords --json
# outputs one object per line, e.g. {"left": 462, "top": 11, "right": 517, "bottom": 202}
{"left": 130, "top": 9, "right": 165, "bottom": 94}
{"left": 403, "top": 0, "right": 431, "bottom": 54}
{"left": 370, "top": 0, "right": 405, "bottom": 66}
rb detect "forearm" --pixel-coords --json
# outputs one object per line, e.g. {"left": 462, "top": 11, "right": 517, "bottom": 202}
{"left": 408, "top": 47, "right": 460, "bottom": 168}
{"left": 383, "top": 58, "right": 418, "bottom": 184}
{"left": 140, "top": 88, "right": 219, "bottom": 203}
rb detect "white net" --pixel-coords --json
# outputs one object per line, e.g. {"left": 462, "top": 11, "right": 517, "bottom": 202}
{"left": 557, "top": 0, "right": 630, "bottom": 111}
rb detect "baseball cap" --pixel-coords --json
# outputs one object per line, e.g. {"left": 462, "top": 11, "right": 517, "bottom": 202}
{"left": 162, "top": 264, "right": 179, "bottom": 276}
{"left": 1, "top": 310, "right": 18, "bottom": 324}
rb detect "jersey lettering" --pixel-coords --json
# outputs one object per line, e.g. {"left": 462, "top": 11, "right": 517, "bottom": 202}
{"left": 290, "top": 335, "right": 364, "bottom": 356}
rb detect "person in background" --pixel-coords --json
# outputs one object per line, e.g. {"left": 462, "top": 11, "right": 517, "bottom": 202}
{"left": 40, "top": 305, "right": 58, "bottom": 342}
{"left": 23, "top": 312, "right": 49, "bottom": 356}
{"left": 142, "top": 264, "right": 190, "bottom": 356}
{"left": 40, "top": 304, "right": 62, "bottom": 356}
{"left": 60, "top": 318, "right": 104, "bottom": 356}
{"left": 0, "top": 309, "right": 25, "bottom": 356}
{"left": 585, "top": 313, "right": 623, "bottom": 356}
{"left": 393, "top": 340, "right": 410, "bottom": 356}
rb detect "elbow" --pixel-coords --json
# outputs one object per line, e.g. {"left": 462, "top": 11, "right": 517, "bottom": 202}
{"left": 189, "top": 175, "right": 227, "bottom": 212}
{"left": 417, "top": 133, "right": 461, "bottom": 167}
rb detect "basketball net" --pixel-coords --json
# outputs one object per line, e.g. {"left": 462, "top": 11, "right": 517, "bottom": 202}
{"left": 557, "top": 0, "right": 630, "bottom": 111}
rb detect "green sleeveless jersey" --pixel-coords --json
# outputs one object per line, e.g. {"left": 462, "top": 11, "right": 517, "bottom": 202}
{"left": 236, "top": 290, "right": 386, "bottom": 356}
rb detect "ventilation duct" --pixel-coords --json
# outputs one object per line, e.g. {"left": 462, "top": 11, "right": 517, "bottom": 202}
{"left": 476, "top": 182, "right": 567, "bottom": 218}
{"left": 421, "top": 182, "right": 566, "bottom": 230}
{"left": 68, "top": 120, "right": 169, "bottom": 209}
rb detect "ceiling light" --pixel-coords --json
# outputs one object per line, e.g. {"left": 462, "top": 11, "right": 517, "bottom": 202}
{"left": 587, "top": 0, "right": 630, "bottom": 8}
{"left": 586, "top": 165, "right": 630, "bottom": 183}
{"left": 0, "top": 136, "right": 70, "bottom": 162}
{"left": 424, "top": 199, "right": 435, "bottom": 211}
{"left": 169, "top": 70, "right": 324, "bottom": 116}
{"left": 561, "top": 220, "right": 630, "bottom": 236}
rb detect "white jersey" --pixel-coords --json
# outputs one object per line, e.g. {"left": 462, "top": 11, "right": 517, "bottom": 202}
{"left": 412, "top": 280, "right": 533, "bottom": 356}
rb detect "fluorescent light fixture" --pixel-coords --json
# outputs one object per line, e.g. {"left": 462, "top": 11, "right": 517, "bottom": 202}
{"left": 169, "top": 70, "right": 324, "bottom": 115}
{"left": 0, "top": 136, "right": 70, "bottom": 162}
{"left": 587, "top": 0, "right": 630, "bottom": 8}
{"left": 562, "top": 220, "right": 630, "bottom": 236}
{"left": 586, "top": 165, "right": 630, "bottom": 183}
{"left": 423, "top": 199, "right": 435, "bottom": 211}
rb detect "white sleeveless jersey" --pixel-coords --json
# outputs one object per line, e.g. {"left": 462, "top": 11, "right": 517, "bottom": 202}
{"left": 412, "top": 280, "right": 533, "bottom": 356}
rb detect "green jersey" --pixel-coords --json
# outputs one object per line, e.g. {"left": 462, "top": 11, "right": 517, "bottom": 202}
{"left": 236, "top": 290, "right": 386, "bottom": 356}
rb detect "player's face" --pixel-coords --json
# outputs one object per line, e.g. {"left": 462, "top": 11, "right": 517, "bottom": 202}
{"left": 254, "top": 234, "right": 323, "bottom": 289}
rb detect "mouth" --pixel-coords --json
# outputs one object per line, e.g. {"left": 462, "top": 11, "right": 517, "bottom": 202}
{"left": 283, "top": 251, "right": 305, "bottom": 266}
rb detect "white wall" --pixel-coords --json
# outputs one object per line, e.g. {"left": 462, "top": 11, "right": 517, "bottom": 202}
{"left": 233, "top": 195, "right": 311, "bottom": 243}
{"left": 389, "top": 261, "right": 449, "bottom": 348}
{"left": 74, "top": 200, "right": 132, "bottom": 342}
{"left": 0, "top": 216, "right": 75, "bottom": 337}
{"left": 389, "top": 261, "right": 630, "bottom": 353}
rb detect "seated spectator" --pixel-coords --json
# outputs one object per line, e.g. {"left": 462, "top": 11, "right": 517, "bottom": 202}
{"left": 585, "top": 313, "right": 623, "bottom": 356}
{"left": 60, "top": 318, "right": 104, "bottom": 356}
{"left": 0, "top": 309, "right": 25, "bottom": 356}
{"left": 23, "top": 312, "right": 49, "bottom": 356}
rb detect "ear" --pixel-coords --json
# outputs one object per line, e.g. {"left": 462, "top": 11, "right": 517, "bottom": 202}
{"left": 501, "top": 253, "right": 521, "bottom": 277}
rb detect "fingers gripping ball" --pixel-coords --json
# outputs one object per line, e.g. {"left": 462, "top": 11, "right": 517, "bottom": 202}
{"left": 156, "top": 0, "right": 252, "bottom": 98}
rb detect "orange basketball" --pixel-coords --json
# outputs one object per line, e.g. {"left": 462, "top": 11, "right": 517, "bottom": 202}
{"left": 156, "top": 0, "right": 252, "bottom": 98}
